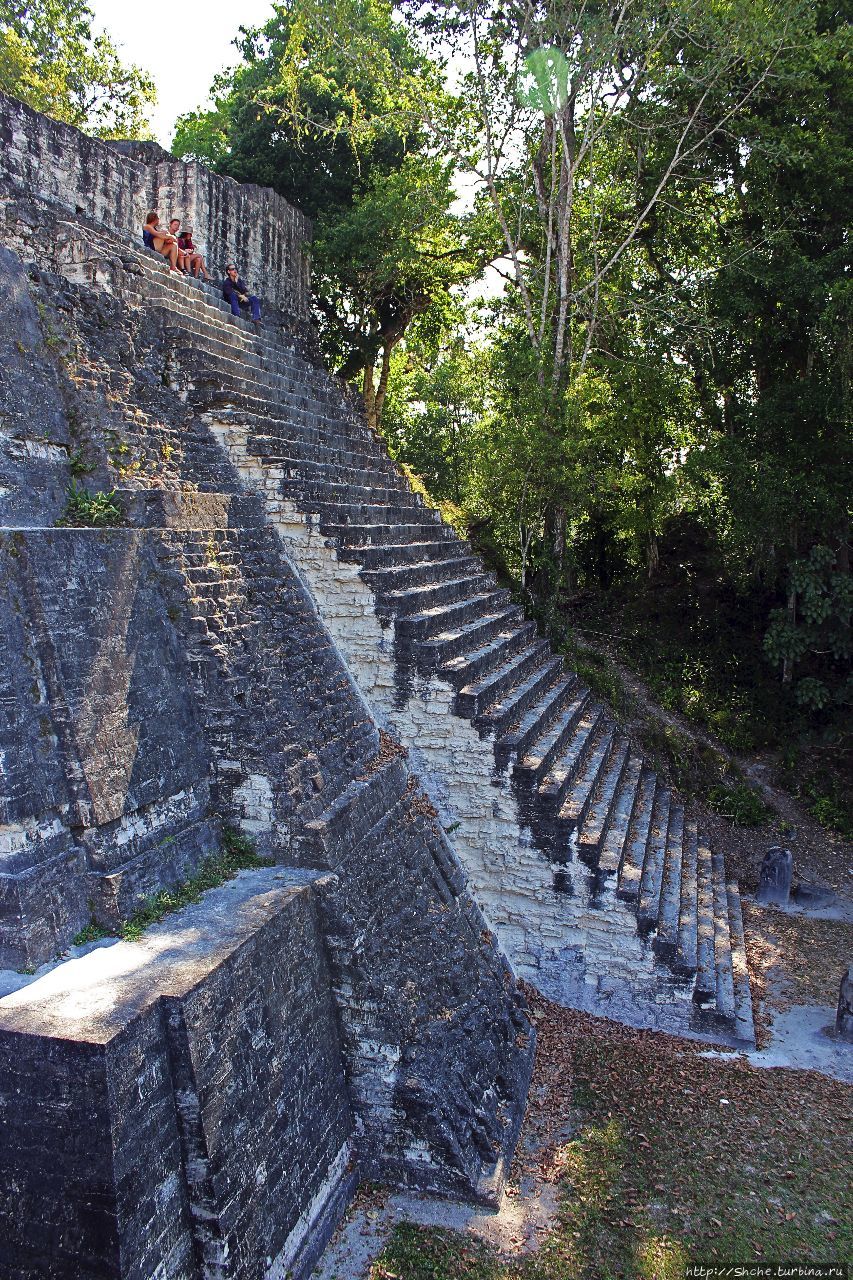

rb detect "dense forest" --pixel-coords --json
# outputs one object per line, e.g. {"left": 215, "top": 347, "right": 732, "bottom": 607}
{"left": 4, "top": 0, "right": 851, "bottom": 830}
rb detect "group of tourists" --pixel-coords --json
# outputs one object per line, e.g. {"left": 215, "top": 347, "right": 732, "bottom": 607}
{"left": 143, "top": 212, "right": 262, "bottom": 328}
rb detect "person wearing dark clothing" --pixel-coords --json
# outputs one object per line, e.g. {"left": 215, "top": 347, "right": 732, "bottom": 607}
{"left": 223, "top": 265, "right": 261, "bottom": 326}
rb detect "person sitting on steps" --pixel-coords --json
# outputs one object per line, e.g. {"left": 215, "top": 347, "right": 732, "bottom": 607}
{"left": 171, "top": 219, "right": 210, "bottom": 281}
{"left": 143, "top": 211, "right": 186, "bottom": 273}
{"left": 223, "top": 264, "right": 261, "bottom": 327}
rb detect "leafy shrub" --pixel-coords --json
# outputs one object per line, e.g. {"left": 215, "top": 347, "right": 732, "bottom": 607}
{"left": 58, "top": 482, "right": 124, "bottom": 527}
{"left": 707, "top": 781, "right": 769, "bottom": 827}
{"left": 67, "top": 448, "right": 97, "bottom": 478}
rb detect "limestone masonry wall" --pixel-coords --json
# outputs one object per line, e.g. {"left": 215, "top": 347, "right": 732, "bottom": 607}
{"left": 0, "top": 92, "right": 312, "bottom": 321}
{"left": 0, "top": 105, "right": 534, "bottom": 1278}
{"left": 0, "top": 870, "right": 356, "bottom": 1280}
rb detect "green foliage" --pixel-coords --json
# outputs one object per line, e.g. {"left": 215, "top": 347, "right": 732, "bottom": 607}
{"left": 807, "top": 787, "right": 852, "bottom": 839}
{"left": 57, "top": 482, "right": 123, "bottom": 527}
{"left": 71, "top": 918, "right": 109, "bottom": 945}
{"left": 381, "top": 329, "right": 486, "bottom": 504}
{"left": 0, "top": 0, "right": 156, "bottom": 137}
{"left": 67, "top": 447, "right": 96, "bottom": 478}
{"left": 174, "top": 0, "right": 471, "bottom": 409}
{"left": 554, "top": 633, "right": 629, "bottom": 720}
{"left": 72, "top": 827, "right": 271, "bottom": 946}
{"left": 764, "top": 545, "right": 852, "bottom": 710}
{"left": 707, "top": 780, "right": 770, "bottom": 827}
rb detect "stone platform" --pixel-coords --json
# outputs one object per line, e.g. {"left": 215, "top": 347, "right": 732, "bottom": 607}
{"left": 0, "top": 868, "right": 355, "bottom": 1280}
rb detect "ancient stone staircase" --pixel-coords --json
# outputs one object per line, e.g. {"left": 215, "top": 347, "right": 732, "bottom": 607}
{"left": 80, "top": 235, "right": 754, "bottom": 1045}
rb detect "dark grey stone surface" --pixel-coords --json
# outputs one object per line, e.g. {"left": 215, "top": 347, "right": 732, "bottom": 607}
{"left": 0, "top": 870, "right": 355, "bottom": 1280}
{"left": 836, "top": 965, "right": 853, "bottom": 1041}
{"left": 756, "top": 846, "right": 793, "bottom": 906}
{"left": 0, "top": 246, "right": 71, "bottom": 524}
{"left": 791, "top": 879, "right": 836, "bottom": 910}
{"left": 0, "top": 529, "right": 218, "bottom": 962}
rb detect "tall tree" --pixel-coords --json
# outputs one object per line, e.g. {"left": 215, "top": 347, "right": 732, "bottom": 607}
{"left": 409, "top": 0, "right": 807, "bottom": 601}
{"left": 174, "top": 0, "right": 473, "bottom": 428}
{"left": 0, "top": 0, "right": 156, "bottom": 138}
{"left": 679, "top": 0, "right": 853, "bottom": 707}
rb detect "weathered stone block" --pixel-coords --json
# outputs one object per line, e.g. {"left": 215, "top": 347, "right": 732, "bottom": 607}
{"left": 836, "top": 965, "right": 853, "bottom": 1042}
{"left": 0, "top": 93, "right": 311, "bottom": 322}
{"left": 0, "top": 247, "right": 71, "bottom": 526}
{"left": 0, "top": 869, "right": 355, "bottom": 1280}
{"left": 0, "top": 529, "right": 226, "bottom": 958}
{"left": 756, "top": 846, "right": 793, "bottom": 906}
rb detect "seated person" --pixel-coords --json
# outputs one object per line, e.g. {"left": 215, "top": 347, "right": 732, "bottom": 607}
{"left": 171, "top": 219, "right": 210, "bottom": 280}
{"left": 143, "top": 211, "right": 185, "bottom": 273}
{"left": 223, "top": 264, "right": 261, "bottom": 326}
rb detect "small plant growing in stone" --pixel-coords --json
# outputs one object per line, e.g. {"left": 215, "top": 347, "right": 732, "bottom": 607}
{"left": 72, "top": 827, "right": 272, "bottom": 948}
{"left": 73, "top": 920, "right": 111, "bottom": 945}
{"left": 58, "top": 482, "right": 124, "bottom": 527}
{"left": 205, "top": 537, "right": 236, "bottom": 574}
{"left": 68, "top": 448, "right": 97, "bottom": 478}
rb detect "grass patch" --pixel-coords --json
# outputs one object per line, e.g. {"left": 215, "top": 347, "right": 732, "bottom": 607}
{"left": 777, "top": 751, "right": 853, "bottom": 840}
{"left": 371, "top": 994, "right": 851, "bottom": 1280}
{"left": 72, "top": 827, "right": 271, "bottom": 946}
{"left": 707, "top": 779, "right": 771, "bottom": 827}
{"left": 57, "top": 482, "right": 124, "bottom": 527}
{"left": 398, "top": 462, "right": 470, "bottom": 539}
{"left": 558, "top": 633, "right": 629, "bottom": 717}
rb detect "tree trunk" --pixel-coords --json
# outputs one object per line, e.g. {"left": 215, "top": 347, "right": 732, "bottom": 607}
{"left": 362, "top": 364, "right": 377, "bottom": 432}
{"left": 781, "top": 585, "right": 796, "bottom": 684}
{"left": 782, "top": 525, "right": 799, "bottom": 684}
{"left": 647, "top": 530, "right": 660, "bottom": 578}
{"left": 373, "top": 345, "right": 393, "bottom": 429}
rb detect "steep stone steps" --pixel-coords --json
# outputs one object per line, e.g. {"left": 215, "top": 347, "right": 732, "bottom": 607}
{"left": 577, "top": 738, "right": 634, "bottom": 861}
{"left": 616, "top": 769, "right": 658, "bottom": 901}
{"left": 712, "top": 849, "right": 736, "bottom": 1023}
{"left": 654, "top": 804, "right": 685, "bottom": 958}
{"left": 361, "top": 554, "right": 483, "bottom": 594}
{"left": 557, "top": 725, "right": 625, "bottom": 842}
{"left": 278, "top": 476, "right": 416, "bottom": 510}
{"left": 323, "top": 521, "right": 456, "bottom": 548}
{"left": 273, "top": 455, "right": 399, "bottom": 494}
{"left": 726, "top": 884, "right": 755, "bottom": 1041}
{"left": 248, "top": 437, "right": 398, "bottom": 478}
{"left": 79, "top": 228, "right": 756, "bottom": 1044}
{"left": 474, "top": 653, "right": 565, "bottom": 733}
{"left": 381, "top": 572, "right": 496, "bottom": 618}
{"left": 694, "top": 835, "right": 717, "bottom": 1000}
{"left": 343, "top": 540, "right": 467, "bottom": 569}
{"left": 534, "top": 696, "right": 602, "bottom": 808}
{"left": 637, "top": 789, "right": 672, "bottom": 928}
{"left": 498, "top": 676, "right": 580, "bottom": 770}
{"left": 675, "top": 820, "right": 699, "bottom": 974}
{"left": 456, "top": 640, "right": 551, "bottom": 718}
{"left": 306, "top": 499, "right": 440, "bottom": 528}
{"left": 423, "top": 606, "right": 527, "bottom": 672}
{"left": 442, "top": 622, "right": 539, "bottom": 692}
{"left": 213, "top": 419, "right": 391, "bottom": 477}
